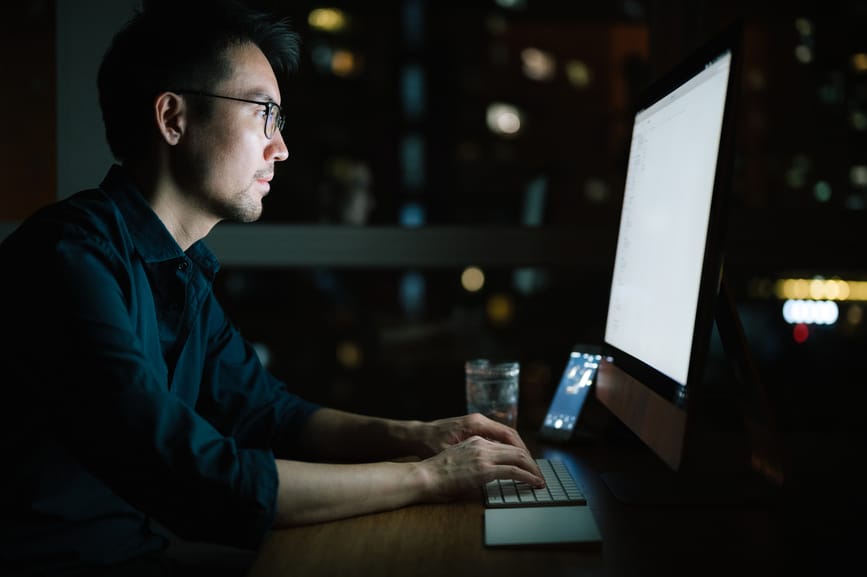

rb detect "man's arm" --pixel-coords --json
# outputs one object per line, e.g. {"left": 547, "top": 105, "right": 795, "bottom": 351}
{"left": 272, "top": 458, "right": 425, "bottom": 526}
{"left": 295, "top": 407, "right": 533, "bottom": 461}
{"left": 294, "top": 407, "right": 428, "bottom": 462}
{"left": 273, "top": 409, "right": 544, "bottom": 526}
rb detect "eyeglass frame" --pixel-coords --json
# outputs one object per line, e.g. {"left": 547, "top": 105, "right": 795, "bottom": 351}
{"left": 174, "top": 90, "right": 286, "bottom": 139}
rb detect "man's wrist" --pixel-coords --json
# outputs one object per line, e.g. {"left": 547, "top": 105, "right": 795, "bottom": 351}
{"left": 388, "top": 418, "right": 429, "bottom": 457}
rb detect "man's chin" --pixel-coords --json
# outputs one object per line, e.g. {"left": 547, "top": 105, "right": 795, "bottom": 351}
{"left": 237, "top": 196, "right": 265, "bottom": 223}
{"left": 237, "top": 211, "right": 262, "bottom": 224}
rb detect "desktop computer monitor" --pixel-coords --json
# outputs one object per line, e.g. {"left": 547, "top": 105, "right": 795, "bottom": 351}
{"left": 593, "top": 22, "right": 780, "bottom": 489}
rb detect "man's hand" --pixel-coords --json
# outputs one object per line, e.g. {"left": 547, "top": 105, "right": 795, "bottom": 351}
{"left": 405, "top": 413, "right": 544, "bottom": 502}
{"left": 415, "top": 433, "right": 545, "bottom": 503}
{"left": 413, "top": 412, "right": 532, "bottom": 456}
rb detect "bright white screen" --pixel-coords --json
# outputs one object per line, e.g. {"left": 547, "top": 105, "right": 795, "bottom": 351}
{"left": 604, "top": 52, "right": 731, "bottom": 386}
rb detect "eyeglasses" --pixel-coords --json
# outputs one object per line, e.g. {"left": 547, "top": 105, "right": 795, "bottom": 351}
{"left": 177, "top": 90, "right": 285, "bottom": 139}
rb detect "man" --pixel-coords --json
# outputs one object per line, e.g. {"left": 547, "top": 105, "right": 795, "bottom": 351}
{"left": 0, "top": 1, "right": 543, "bottom": 574}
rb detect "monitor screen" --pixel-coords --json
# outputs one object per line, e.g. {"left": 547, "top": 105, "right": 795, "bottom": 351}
{"left": 605, "top": 52, "right": 730, "bottom": 388}
{"left": 595, "top": 24, "right": 741, "bottom": 473}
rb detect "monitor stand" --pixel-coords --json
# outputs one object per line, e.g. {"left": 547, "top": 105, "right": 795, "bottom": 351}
{"left": 599, "top": 440, "right": 780, "bottom": 506}
{"left": 599, "top": 277, "right": 786, "bottom": 506}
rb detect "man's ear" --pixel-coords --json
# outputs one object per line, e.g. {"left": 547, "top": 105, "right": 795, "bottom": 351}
{"left": 154, "top": 92, "right": 185, "bottom": 145}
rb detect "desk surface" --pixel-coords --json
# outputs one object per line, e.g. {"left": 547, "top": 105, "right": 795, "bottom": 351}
{"left": 242, "top": 435, "right": 829, "bottom": 577}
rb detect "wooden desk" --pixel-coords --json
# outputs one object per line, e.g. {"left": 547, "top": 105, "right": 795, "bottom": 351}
{"left": 244, "top": 440, "right": 799, "bottom": 577}
{"left": 246, "top": 501, "right": 605, "bottom": 577}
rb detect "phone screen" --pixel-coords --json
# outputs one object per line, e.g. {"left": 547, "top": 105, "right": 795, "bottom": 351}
{"left": 540, "top": 348, "right": 602, "bottom": 441}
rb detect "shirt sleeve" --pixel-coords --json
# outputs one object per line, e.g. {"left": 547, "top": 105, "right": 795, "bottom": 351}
{"left": 194, "top": 290, "right": 321, "bottom": 459}
{"left": 30, "top": 227, "right": 289, "bottom": 548}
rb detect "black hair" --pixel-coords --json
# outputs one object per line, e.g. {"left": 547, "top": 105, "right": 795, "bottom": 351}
{"left": 97, "top": 0, "right": 300, "bottom": 163}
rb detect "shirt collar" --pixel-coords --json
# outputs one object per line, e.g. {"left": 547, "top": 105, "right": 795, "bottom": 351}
{"left": 100, "top": 165, "right": 221, "bottom": 279}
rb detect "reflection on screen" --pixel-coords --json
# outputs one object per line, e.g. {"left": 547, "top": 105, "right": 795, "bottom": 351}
{"left": 604, "top": 52, "right": 731, "bottom": 386}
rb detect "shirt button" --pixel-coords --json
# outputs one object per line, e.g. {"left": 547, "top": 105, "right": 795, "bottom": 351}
{"left": 177, "top": 260, "right": 189, "bottom": 271}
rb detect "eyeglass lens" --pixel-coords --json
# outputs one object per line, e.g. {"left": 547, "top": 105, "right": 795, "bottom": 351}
{"left": 266, "top": 103, "right": 285, "bottom": 138}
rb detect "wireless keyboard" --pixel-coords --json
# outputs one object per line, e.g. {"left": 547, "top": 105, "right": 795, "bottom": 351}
{"left": 484, "top": 458, "right": 586, "bottom": 507}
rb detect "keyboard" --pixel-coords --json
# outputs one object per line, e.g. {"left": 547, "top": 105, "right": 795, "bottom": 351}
{"left": 484, "top": 458, "right": 586, "bottom": 507}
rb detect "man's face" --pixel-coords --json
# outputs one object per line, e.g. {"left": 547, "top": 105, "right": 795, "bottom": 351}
{"left": 174, "top": 42, "right": 289, "bottom": 223}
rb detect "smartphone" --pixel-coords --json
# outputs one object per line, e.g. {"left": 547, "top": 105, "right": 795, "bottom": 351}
{"left": 539, "top": 344, "right": 602, "bottom": 442}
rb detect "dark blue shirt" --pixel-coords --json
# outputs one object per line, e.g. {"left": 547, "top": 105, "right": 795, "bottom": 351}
{"left": 0, "top": 165, "right": 320, "bottom": 573}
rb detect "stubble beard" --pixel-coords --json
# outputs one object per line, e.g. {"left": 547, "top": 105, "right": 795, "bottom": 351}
{"left": 223, "top": 183, "right": 263, "bottom": 223}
